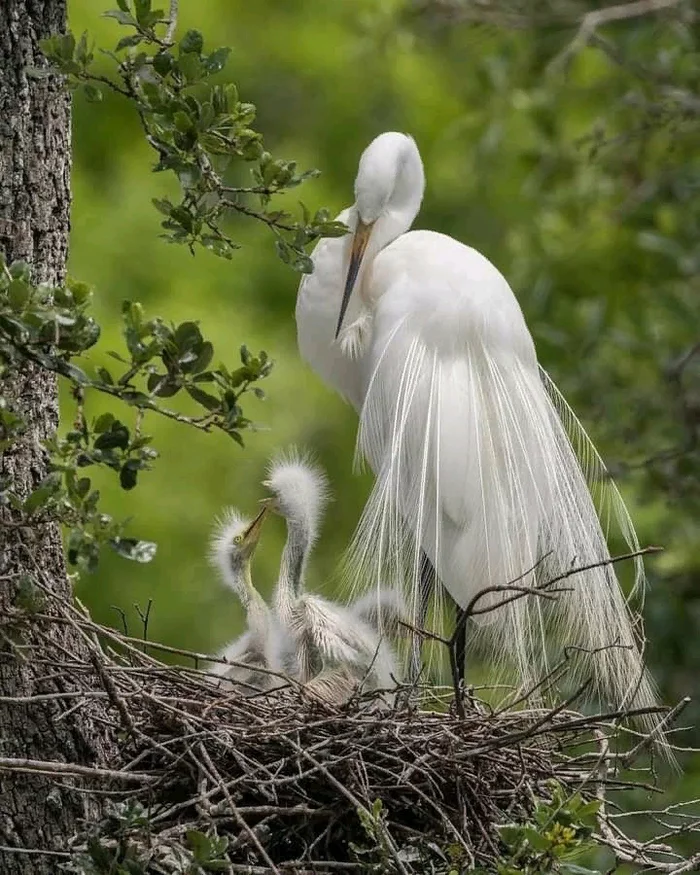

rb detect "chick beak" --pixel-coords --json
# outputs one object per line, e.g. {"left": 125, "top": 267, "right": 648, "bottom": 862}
{"left": 259, "top": 495, "right": 280, "bottom": 515}
{"left": 334, "top": 218, "right": 373, "bottom": 340}
{"left": 242, "top": 505, "right": 268, "bottom": 548}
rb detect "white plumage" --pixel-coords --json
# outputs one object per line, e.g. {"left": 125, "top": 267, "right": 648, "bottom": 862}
{"left": 296, "top": 132, "right": 666, "bottom": 745}
{"left": 208, "top": 453, "right": 405, "bottom": 706}
{"left": 264, "top": 452, "right": 403, "bottom": 703}
{"left": 208, "top": 508, "right": 285, "bottom": 693}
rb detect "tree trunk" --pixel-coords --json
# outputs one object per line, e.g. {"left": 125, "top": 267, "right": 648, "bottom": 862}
{"left": 0, "top": 3, "right": 115, "bottom": 871}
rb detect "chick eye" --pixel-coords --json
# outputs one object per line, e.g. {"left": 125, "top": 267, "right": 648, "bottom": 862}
{"left": 232, "top": 535, "right": 243, "bottom": 545}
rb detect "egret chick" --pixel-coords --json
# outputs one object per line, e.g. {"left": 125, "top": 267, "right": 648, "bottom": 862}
{"left": 262, "top": 453, "right": 401, "bottom": 703}
{"left": 208, "top": 506, "right": 283, "bottom": 694}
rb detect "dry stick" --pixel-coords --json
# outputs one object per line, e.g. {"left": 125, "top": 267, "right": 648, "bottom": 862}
{"left": 284, "top": 735, "right": 411, "bottom": 875}
{"left": 0, "top": 846, "right": 71, "bottom": 859}
{"left": 621, "top": 696, "right": 690, "bottom": 766}
{"left": 197, "top": 742, "right": 281, "bottom": 875}
{"left": 447, "top": 546, "right": 662, "bottom": 708}
{"left": 0, "top": 756, "right": 156, "bottom": 784}
{"left": 469, "top": 679, "right": 593, "bottom": 755}
{"left": 592, "top": 731, "right": 699, "bottom": 873}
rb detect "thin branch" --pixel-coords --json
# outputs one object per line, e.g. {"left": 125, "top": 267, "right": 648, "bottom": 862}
{"left": 0, "top": 756, "right": 157, "bottom": 784}
{"left": 164, "top": 0, "right": 179, "bottom": 45}
{"left": 550, "top": 0, "right": 686, "bottom": 71}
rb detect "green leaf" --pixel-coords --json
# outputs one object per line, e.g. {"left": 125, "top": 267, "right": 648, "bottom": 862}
{"left": 7, "top": 279, "right": 30, "bottom": 311}
{"left": 66, "top": 278, "right": 92, "bottom": 304}
{"left": 103, "top": 10, "right": 136, "bottom": 26}
{"left": 110, "top": 538, "right": 157, "bottom": 563}
{"left": 521, "top": 826, "right": 551, "bottom": 852}
{"left": 8, "top": 260, "right": 31, "bottom": 281}
{"left": 191, "top": 341, "right": 213, "bottom": 373}
{"left": 115, "top": 34, "right": 143, "bottom": 51}
{"left": 152, "top": 197, "right": 173, "bottom": 216}
{"left": 94, "top": 412, "right": 115, "bottom": 433}
{"left": 133, "top": 0, "right": 151, "bottom": 24}
{"left": 24, "top": 483, "right": 57, "bottom": 515}
{"left": 185, "top": 384, "right": 220, "bottom": 411}
{"left": 58, "top": 361, "right": 90, "bottom": 385}
{"left": 173, "top": 111, "right": 193, "bottom": 133}
{"left": 119, "top": 460, "right": 140, "bottom": 490}
{"left": 58, "top": 32, "right": 76, "bottom": 62}
{"left": 203, "top": 47, "right": 230, "bottom": 75}
{"left": 94, "top": 422, "right": 130, "bottom": 451}
{"left": 24, "top": 66, "right": 52, "bottom": 80}
{"left": 174, "top": 321, "right": 203, "bottom": 352}
{"left": 83, "top": 84, "right": 103, "bottom": 103}
{"left": 178, "top": 51, "right": 201, "bottom": 83}
{"left": 180, "top": 30, "right": 204, "bottom": 55}
{"left": 96, "top": 366, "right": 114, "bottom": 385}
{"left": 152, "top": 51, "right": 173, "bottom": 76}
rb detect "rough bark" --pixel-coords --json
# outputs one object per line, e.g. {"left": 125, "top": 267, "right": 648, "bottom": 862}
{"left": 0, "top": 3, "right": 115, "bottom": 871}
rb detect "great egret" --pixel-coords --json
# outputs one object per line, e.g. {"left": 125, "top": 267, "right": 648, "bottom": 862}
{"left": 208, "top": 505, "right": 285, "bottom": 693}
{"left": 262, "top": 453, "right": 402, "bottom": 703}
{"left": 295, "top": 131, "right": 662, "bottom": 735}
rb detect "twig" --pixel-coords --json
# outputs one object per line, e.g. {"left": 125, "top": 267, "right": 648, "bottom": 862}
{"left": 164, "top": 0, "right": 179, "bottom": 45}
{"left": 550, "top": 0, "right": 685, "bottom": 71}
{"left": 0, "top": 756, "right": 156, "bottom": 784}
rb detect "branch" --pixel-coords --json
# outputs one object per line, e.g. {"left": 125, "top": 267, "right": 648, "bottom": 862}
{"left": 164, "top": 0, "right": 179, "bottom": 45}
{"left": 549, "top": 0, "right": 686, "bottom": 71}
{"left": 0, "top": 756, "right": 157, "bottom": 784}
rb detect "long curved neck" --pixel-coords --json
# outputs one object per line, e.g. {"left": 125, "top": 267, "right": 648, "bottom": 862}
{"left": 274, "top": 520, "right": 310, "bottom": 622}
{"left": 236, "top": 563, "right": 270, "bottom": 638}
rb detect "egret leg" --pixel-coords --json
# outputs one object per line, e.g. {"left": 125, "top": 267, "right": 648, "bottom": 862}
{"left": 453, "top": 604, "right": 467, "bottom": 688}
{"left": 409, "top": 550, "right": 434, "bottom": 682}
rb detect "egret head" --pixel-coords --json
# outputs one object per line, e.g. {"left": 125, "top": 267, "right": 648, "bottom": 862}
{"left": 335, "top": 132, "right": 425, "bottom": 339}
{"left": 209, "top": 506, "right": 269, "bottom": 599}
{"left": 261, "top": 453, "right": 330, "bottom": 544}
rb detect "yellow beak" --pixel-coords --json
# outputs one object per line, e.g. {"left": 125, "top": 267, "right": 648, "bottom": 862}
{"left": 334, "top": 218, "right": 374, "bottom": 339}
{"left": 242, "top": 505, "right": 268, "bottom": 548}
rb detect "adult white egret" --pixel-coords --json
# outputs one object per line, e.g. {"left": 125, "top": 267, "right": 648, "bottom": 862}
{"left": 208, "top": 505, "right": 285, "bottom": 693}
{"left": 295, "top": 132, "right": 663, "bottom": 738}
{"left": 262, "top": 453, "right": 401, "bottom": 703}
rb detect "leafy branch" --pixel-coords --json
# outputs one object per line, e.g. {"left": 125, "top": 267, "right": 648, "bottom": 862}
{"left": 0, "top": 254, "right": 271, "bottom": 573}
{"left": 30, "top": 0, "right": 347, "bottom": 271}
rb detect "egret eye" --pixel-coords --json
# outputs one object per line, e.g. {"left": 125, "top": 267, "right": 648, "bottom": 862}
{"left": 232, "top": 534, "right": 243, "bottom": 545}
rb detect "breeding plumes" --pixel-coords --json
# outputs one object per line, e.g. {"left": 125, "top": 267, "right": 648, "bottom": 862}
{"left": 263, "top": 453, "right": 402, "bottom": 703}
{"left": 208, "top": 506, "right": 284, "bottom": 694}
{"left": 295, "top": 131, "right": 667, "bottom": 747}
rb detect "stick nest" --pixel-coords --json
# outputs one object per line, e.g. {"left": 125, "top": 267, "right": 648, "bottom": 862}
{"left": 3, "top": 594, "right": 697, "bottom": 874}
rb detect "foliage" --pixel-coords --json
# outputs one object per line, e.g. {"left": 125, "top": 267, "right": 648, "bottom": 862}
{"left": 64, "top": 785, "right": 610, "bottom": 875}
{"left": 0, "top": 252, "right": 275, "bottom": 571}
{"left": 1, "top": 3, "right": 348, "bottom": 574}
{"left": 31, "top": 1, "right": 346, "bottom": 270}
{"left": 493, "top": 784, "right": 603, "bottom": 875}
{"left": 67, "top": 800, "right": 232, "bottom": 874}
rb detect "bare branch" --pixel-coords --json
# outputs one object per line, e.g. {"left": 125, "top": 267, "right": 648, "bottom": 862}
{"left": 549, "top": 0, "right": 686, "bottom": 71}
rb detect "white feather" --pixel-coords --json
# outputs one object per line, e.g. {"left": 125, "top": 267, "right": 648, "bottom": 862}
{"left": 296, "top": 132, "right": 670, "bottom": 759}
{"left": 265, "top": 451, "right": 401, "bottom": 704}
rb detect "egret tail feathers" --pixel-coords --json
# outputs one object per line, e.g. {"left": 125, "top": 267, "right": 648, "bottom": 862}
{"left": 343, "top": 329, "right": 671, "bottom": 759}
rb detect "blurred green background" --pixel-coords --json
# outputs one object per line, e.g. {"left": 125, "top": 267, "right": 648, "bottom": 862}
{"left": 67, "top": 0, "right": 698, "bottom": 852}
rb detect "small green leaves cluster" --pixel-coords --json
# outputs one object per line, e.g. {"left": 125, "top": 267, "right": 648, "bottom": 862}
{"left": 0, "top": 254, "right": 271, "bottom": 572}
{"left": 493, "top": 785, "right": 603, "bottom": 875}
{"left": 33, "top": 0, "right": 347, "bottom": 269}
{"left": 68, "top": 800, "right": 231, "bottom": 874}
